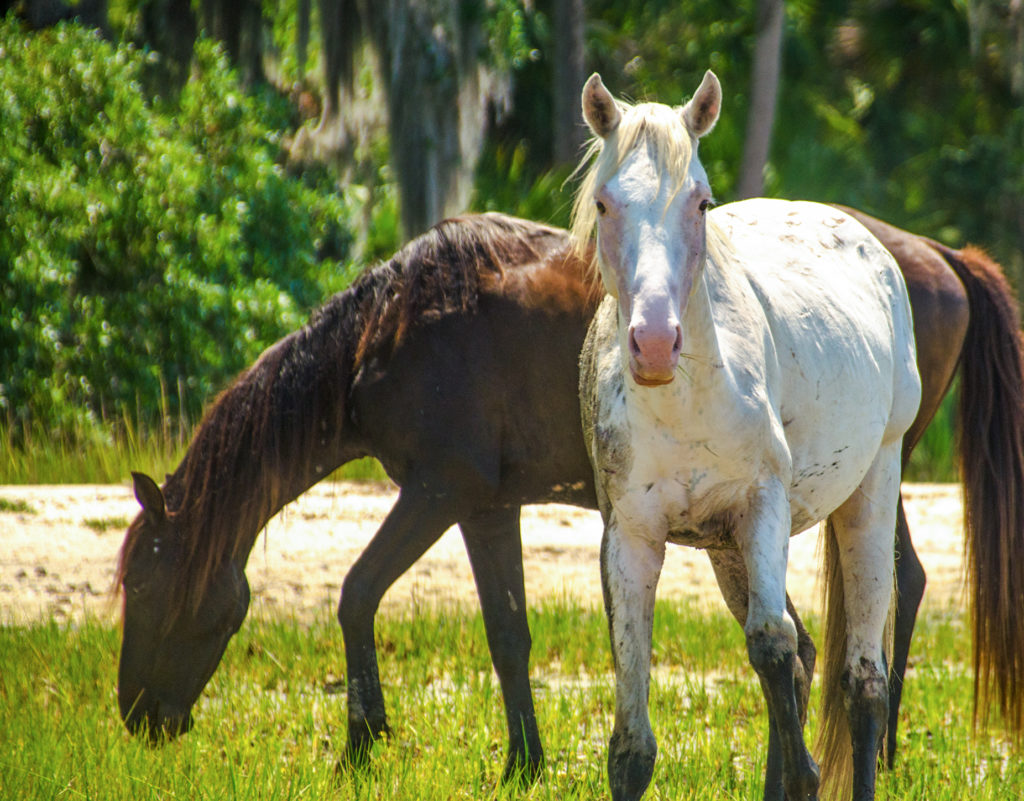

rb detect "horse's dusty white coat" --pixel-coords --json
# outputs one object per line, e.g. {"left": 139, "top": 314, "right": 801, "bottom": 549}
{"left": 588, "top": 197, "right": 920, "bottom": 630}
{"left": 576, "top": 72, "right": 921, "bottom": 799}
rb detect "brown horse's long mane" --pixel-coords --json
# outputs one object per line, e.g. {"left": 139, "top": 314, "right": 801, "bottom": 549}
{"left": 117, "top": 212, "right": 568, "bottom": 621}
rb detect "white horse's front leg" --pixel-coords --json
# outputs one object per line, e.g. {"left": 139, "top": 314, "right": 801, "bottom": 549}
{"left": 737, "top": 480, "right": 820, "bottom": 801}
{"left": 601, "top": 511, "right": 666, "bottom": 801}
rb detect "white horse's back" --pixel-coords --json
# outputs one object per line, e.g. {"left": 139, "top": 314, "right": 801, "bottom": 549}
{"left": 709, "top": 198, "right": 921, "bottom": 530}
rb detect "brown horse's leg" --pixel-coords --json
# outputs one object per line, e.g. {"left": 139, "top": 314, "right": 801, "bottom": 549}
{"left": 707, "top": 551, "right": 817, "bottom": 801}
{"left": 460, "top": 506, "right": 543, "bottom": 783}
{"left": 886, "top": 497, "right": 925, "bottom": 767}
{"left": 337, "top": 486, "right": 459, "bottom": 767}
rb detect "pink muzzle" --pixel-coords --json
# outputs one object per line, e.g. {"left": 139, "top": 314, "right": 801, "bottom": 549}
{"left": 628, "top": 321, "right": 682, "bottom": 386}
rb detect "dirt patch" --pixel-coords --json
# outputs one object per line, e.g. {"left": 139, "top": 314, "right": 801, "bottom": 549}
{"left": 0, "top": 482, "right": 965, "bottom": 625}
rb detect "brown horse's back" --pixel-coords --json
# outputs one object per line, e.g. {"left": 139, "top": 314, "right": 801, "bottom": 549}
{"left": 348, "top": 220, "right": 602, "bottom": 513}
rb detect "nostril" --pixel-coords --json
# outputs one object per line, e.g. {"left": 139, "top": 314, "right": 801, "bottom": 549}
{"left": 672, "top": 325, "right": 683, "bottom": 355}
{"left": 628, "top": 327, "right": 641, "bottom": 357}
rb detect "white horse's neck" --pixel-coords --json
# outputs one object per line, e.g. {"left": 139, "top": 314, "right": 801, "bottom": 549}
{"left": 679, "top": 265, "right": 725, "bottom": 372}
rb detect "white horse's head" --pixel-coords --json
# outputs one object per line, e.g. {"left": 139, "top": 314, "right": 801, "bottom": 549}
{"left": 572, "top": 71, "right": 721, "bottom": 386}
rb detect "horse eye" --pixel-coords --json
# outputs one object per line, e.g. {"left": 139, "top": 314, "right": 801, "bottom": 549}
{"left": 596, "top": 200, "right": 607, "bottom": 215}
{"left": 699, "top": 199, "right": 715, "bottom": 213}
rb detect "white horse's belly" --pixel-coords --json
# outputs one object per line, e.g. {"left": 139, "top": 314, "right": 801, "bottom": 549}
{"left": 782, "top": 386, "right": 895, "bottom": 532}
{"left": 786, "top": 434, "right": 887, "bottom": 532}
{"left": 606, "top": 365, "right": 895, "bottom": 545}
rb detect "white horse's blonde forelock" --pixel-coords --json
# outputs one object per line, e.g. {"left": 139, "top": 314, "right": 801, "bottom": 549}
{"left": 569, "top": 99, "right": 727, "bottom": 269}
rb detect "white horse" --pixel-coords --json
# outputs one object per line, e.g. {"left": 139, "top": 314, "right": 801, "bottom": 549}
{"left": 574, "top": 72, "right": 921, "bottom": 801}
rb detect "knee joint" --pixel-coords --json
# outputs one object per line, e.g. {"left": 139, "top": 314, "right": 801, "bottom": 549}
{"left": 745, "top": 619, "right": 798, "bottom": 677}
{"left": 841, "top": 657, "right": 888, "bottom": 716}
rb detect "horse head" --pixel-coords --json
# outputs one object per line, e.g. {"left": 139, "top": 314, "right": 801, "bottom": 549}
{"left": 117, "top": 472, "right": 249, "bottom": 742}
{"left": 574, "top": 71, "right": 721, "bottom": 386}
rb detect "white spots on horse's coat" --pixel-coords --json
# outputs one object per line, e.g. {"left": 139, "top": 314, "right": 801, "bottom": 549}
{"left": 508, "top": 590, "right": 518, "bottom": 613}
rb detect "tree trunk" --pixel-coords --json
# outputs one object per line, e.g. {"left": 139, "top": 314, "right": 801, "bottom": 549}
{"left": 139, "top": 0, "right": 196, "bottom": 95}
{"left": 552, "top": 0, "right": 586, "bottom": 165}
{"left": 201, "top": 0, "right": 264, "bottom": 86}
{"left": 304, "top": 0, "right": 503, "bottom": 238}
{"left": 307, "top": 0, "right": 361, "bottom": 153}
{"left": 737, "top": 0, "right": 785, "bottom": 199}
{"left": 296, "top": 0, "right": 311, "bottom": 82}
{"left": 368, "top": 0, "right": 498, "bottom": 238}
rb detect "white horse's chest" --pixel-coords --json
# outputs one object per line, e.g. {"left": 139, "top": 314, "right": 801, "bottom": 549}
{"left": 593, "top": 348, "right": 776, "bottom": 546}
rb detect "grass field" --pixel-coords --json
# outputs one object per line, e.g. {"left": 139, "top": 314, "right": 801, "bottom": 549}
{"left": 1, "top": 598, "right": 1019, "bottom": 800}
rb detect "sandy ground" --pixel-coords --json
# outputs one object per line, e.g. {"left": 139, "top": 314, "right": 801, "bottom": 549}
{"left": 0, "top": 482, "right": 966, "bottom": 625}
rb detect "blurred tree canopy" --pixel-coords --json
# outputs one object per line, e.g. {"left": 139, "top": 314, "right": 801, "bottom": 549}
{"left": 1, "top": 0, "right": 1021, "bottom": 442}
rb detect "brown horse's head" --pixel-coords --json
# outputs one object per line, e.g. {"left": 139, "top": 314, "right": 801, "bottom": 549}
{"left": 116, "top": 472, "right": 249, "bottom": 742}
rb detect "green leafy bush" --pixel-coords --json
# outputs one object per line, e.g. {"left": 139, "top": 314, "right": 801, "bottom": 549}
{"left": 0, "top": 21, "right": 366, "bottom": 436}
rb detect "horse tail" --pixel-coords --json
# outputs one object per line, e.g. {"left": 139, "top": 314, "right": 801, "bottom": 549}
{"left": 815, "top": 519, "right": 853, "bottom": 800}
{"left": 937, "top": 242, "right": 1024, "bottom": 735}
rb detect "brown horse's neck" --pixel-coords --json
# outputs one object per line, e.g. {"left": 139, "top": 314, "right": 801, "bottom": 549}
{"left": 160, "top": 212, "right": 586, "bottom": 610}
{"left": 164, "top": 291, "right": 368, "bottom": 592}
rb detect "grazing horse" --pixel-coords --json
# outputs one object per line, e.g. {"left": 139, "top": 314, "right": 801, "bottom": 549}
{"left": 117, "top": 213, "right": 1024, "bottom": 786}
{"left": 573, "top": 71, "right": 1023, "bottom": 801}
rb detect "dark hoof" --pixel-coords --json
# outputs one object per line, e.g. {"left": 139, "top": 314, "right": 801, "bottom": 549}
{"left": 608, "top": 731, "right": 656, "bottom": 801}
{"left": 783, "top": 755, "right": 820, "bottom": 801}
{"left": 501, "top": 749, "right": 544, "bottom": 786}
{"left": 339, "top": 718, "right": 391, "bottom": 773}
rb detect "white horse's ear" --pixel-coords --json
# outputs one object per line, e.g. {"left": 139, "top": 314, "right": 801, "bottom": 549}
{"left": 681, "top": 70, "right": 721, "bottom": 138}
{"left": 582, "top": 73, "right": 621, "bottom": 138}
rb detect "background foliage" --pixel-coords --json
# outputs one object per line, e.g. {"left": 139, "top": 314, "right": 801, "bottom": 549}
{"left": 0, "top": 24, "right": 364, "bottom": 436}
{"left": 1, "top": 1, "right": 1021, "bottom": 481}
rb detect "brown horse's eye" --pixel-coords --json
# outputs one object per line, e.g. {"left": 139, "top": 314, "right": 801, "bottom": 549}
{"left": 596, "top": 200, "right": 607, "bottom": 215}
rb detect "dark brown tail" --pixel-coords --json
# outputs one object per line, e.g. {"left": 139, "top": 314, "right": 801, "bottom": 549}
{"left": 938, "top": 242, "right": 1024, "bottom": 736}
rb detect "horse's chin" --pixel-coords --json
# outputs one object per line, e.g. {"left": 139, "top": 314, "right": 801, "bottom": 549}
{"left": 629, "top": 365, "right": 676, "bottom": 387}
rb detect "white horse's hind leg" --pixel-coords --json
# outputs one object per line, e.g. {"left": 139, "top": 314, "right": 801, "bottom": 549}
{"left": 828, "top": 444, "right": 901, "bottom": 801}
{"left": 735, "top": 479, "right": 821, "bottom": 801}
{"left": 601, "top": 512, "right": 666, "bottom": 801}
{"left": 708, "top": 550, "right": 817, "bottom": 801}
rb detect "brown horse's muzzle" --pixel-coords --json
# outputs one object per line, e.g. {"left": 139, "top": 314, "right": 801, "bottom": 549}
{"left": 120, "top": 687, "right": 194, "bottom": 742}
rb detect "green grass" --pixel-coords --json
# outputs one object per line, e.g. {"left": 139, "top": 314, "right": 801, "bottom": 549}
{"left": 0, "top": 497, "right": 36, "bottom": 514}
{"left": 1, "top": 600, "right": 1020, "bottom": 799}
{"left": 0, "top": 419, "right": 388, "bottom": 485}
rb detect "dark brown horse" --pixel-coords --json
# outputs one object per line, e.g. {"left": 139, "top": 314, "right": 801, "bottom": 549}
{"left": 117, "top": 208, "right": 1024, "bottom": 788}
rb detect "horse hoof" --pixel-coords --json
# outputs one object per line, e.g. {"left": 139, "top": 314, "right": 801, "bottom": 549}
{"left": 608, "top": 730, "right": 657, "bottom": 801}
{"left": 501, "top": 751, "right": 544, "bottom": 786}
